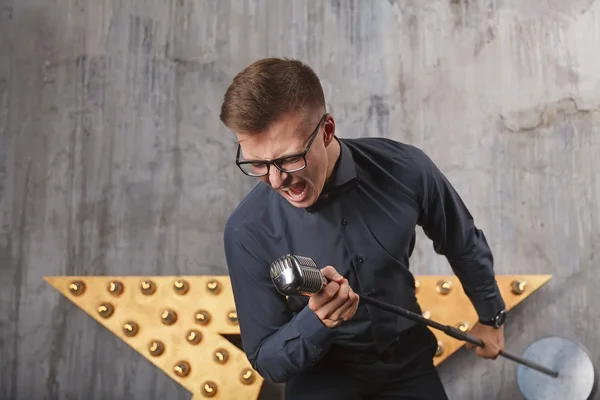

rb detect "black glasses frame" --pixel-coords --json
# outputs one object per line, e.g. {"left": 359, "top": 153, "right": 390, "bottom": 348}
{"left": 235, "top": 113, "right": 328, "bottom": 177}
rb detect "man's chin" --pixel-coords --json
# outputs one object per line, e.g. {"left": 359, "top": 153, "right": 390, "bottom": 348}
{"left": 286, "top": 199, "right": 314, "bottom": 208}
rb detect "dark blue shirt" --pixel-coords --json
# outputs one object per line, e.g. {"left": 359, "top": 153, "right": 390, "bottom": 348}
{"left": 223, "top": 137, "right": 506, "bottom": 383}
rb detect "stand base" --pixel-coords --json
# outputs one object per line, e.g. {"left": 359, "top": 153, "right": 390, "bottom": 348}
{"left": 517, "top": 336, "right": 598, "bottom": 400}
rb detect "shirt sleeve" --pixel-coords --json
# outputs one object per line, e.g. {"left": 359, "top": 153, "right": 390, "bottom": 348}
{"left": 412, "top": 148, "right": 506, "bottom": 322}
{"left": 223, "top": 224, "right": 338, "bottom": 383}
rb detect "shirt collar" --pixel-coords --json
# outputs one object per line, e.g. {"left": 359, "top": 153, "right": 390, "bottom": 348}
{"left": 305, "top": 138, "right": 358, "bottom": 212}
{"left": 327, "top": 138, "right": 357, "bottom": 189}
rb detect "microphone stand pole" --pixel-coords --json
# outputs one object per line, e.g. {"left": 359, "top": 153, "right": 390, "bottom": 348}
{"left": 356, "top": 293, "right": 559, "bottom": 378}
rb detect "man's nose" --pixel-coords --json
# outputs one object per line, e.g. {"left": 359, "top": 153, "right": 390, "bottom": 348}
{"left": 267, "top": 166, "right": 288, "bottom": 189}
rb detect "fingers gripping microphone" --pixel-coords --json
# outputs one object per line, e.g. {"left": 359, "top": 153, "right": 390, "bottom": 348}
{"left": 269, "top": 254, "right": 560, "bottom": 379}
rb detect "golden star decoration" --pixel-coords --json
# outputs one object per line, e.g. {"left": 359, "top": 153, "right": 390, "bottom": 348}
{"left": 45, "top": 274, "right": 551, "bottom": 399}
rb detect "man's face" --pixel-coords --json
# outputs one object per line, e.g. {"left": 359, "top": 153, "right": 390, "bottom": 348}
{"left": 235, "top": 112, "right": 336, "bottom": 208}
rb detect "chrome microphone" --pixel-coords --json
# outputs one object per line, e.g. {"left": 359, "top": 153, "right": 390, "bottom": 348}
{"left": 269, "top": 254, "right": 327, "bottom": 296}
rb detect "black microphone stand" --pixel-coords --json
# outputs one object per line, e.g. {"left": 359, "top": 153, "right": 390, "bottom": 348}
{"left": 356, "top": 293, "right": 559, "bottom": 378}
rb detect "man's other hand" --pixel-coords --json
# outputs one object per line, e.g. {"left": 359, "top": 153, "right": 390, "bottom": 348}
{"left": 465, "top": 323, "right": 505, "bottom": 359}
{"left": 308, "top": 266, "right": 360, "bottom": 328}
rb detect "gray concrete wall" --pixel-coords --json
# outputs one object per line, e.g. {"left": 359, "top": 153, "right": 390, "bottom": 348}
{"left": 1, "top": 0, "right": 599, "bottom": 399}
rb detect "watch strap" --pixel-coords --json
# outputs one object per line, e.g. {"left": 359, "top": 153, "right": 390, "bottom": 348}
{"left": 479, "top": 309, "right": 507, "bottom": 328}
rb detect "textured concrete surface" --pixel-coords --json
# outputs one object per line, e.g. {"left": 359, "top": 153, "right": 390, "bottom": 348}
{"left": 1, "top": 0, "right": 599, "bottom": 399}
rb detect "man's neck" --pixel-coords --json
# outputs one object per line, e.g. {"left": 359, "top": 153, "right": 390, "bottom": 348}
{"left": 325, "top": 136, "right": 341, "bottom": 183}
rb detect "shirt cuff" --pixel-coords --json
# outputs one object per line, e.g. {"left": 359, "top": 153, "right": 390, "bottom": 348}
{"left": 296, "top": 306, "right": 338, "bottom": 348}
{"left": 472, "top": 294, "right": 507, "bottom": 322}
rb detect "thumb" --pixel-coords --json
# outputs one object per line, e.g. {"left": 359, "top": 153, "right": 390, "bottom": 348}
{"left": 321, "top": 266, "right": 344, "bottom": 283}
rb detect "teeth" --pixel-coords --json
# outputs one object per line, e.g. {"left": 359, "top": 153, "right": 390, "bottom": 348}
{"left": 281, "top": 183, "right": 305, "bottom": 200}
{"left": 281, "top": 184, "right": 300, "bottom": 192}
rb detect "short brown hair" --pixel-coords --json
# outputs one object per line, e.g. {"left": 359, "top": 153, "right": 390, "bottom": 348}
{"left": 220, "top": 57, "right": 326, "bottom": 133}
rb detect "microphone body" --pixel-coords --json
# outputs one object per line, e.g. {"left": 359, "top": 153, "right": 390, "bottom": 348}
{"left": 268, "top": 254, "right": 560, "bottom": 379}
{"left": 270, "top": 254, "right": 327, "bottom": 296}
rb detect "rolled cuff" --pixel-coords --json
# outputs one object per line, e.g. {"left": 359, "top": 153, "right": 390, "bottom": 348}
{"left": 472, "top": 293, "right": 507, "bottom": 322}
{"left": 296, "top": 306, "right": 337, "bottom": 350}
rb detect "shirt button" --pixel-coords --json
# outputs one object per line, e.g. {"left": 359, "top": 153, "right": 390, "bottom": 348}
{"left": 355, "top": 257, "right": 363, "bottom": 263}
{"left": 341, "top": 218, "right": 347, "bottom": 226}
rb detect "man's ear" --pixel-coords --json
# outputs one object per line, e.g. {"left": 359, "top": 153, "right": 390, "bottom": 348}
{"left": 323, "top": 114, "right": 336, "bottom": 146}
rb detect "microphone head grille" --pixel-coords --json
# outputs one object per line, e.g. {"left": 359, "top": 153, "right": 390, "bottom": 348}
{"left": 269, "top": 254, "right": 298, "bottom": 278}
{"left": 269, "top": 254, "right": 302, "bottom": 296}
{"left": 269, "top": 254, "right": 324, "bottom": 296}
{"left": 290, "top": 255, "right": 318, "bottom": 269}
{"left": 303, "top": 268, "right": 324, "bottom": 294}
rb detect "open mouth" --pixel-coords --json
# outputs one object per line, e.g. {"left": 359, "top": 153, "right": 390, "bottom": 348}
{"left": 281, "top": 182, "right": 307, "bottom": 202}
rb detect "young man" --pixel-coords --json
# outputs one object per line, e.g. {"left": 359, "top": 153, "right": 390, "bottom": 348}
{"left": 220, "top": 58, "right": 507, "bottom": 399}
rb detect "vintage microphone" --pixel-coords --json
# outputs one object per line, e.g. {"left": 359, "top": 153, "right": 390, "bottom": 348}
{"left": 269, "top": 254, "right": 559, "bottom": 379}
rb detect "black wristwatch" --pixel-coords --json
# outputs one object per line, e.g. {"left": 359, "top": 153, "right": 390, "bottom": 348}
{"left": 479, "top": 309, "right": 507, "bottom": 329}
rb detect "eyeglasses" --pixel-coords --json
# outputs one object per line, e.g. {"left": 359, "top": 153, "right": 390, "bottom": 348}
{"left": 235, "top": 113, "right": 327, "bottom": 177}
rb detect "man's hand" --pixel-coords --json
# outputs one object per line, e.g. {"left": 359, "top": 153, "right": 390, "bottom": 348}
{"left": 465, "top": 323, "right": 505, "bottom": 359}
{"left": 308, "top": 266, "right": 360, "bottom": 329}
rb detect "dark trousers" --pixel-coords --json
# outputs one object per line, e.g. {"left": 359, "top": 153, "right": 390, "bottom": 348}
{"left": 284, "top": 324, "right": 449, "bottom": 400}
